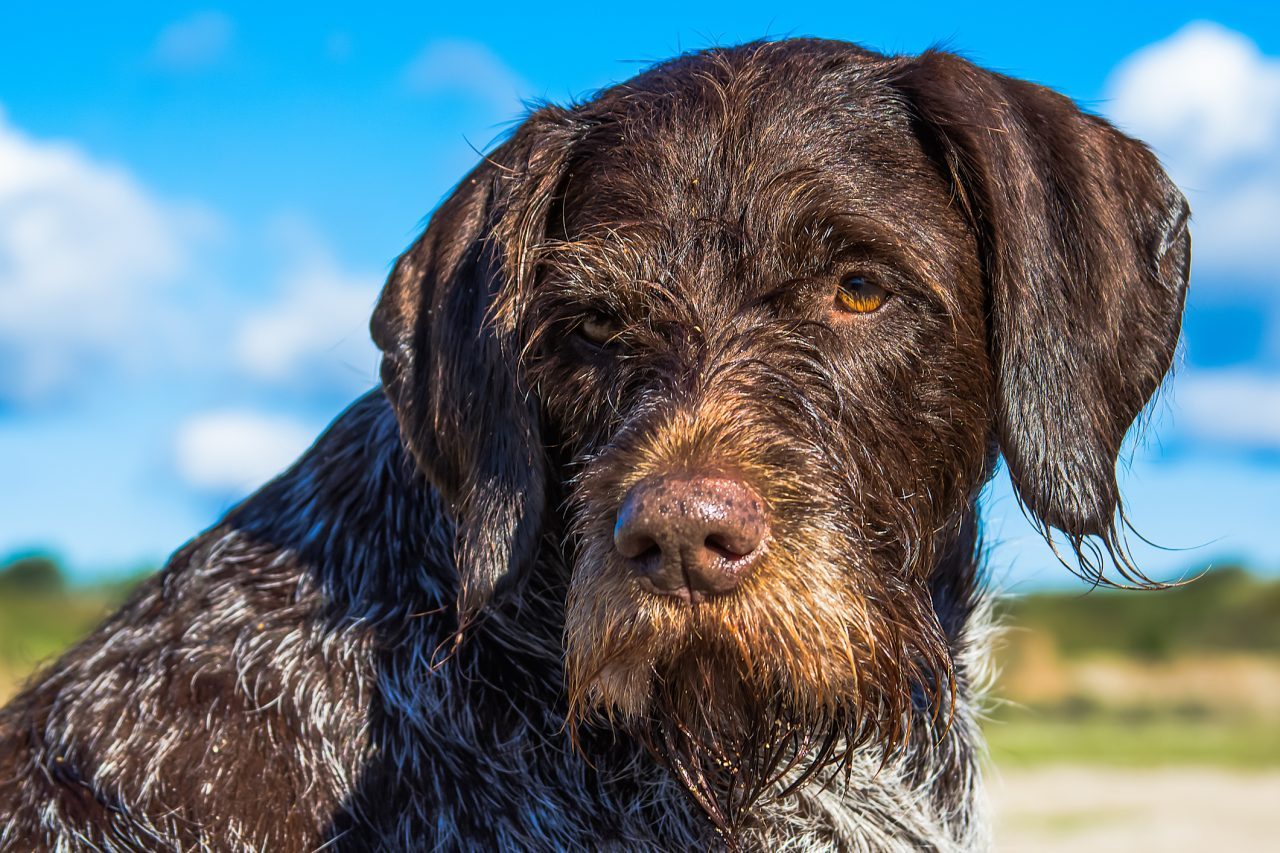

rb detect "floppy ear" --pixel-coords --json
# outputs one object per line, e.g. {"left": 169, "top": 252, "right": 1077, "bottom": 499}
{"left": 894, "top": 51, "right": 1191, "bottom": 582}
{"left": 371, "top": 107, "right": 581, "bottom": 618}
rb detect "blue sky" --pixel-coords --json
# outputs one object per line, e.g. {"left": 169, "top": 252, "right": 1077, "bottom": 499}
{"left": 1, "top": 2, "right": 1277, "bottom": 589}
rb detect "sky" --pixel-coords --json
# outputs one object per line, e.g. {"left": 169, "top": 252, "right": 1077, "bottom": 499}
{"left": 0, "top": 2, "right": 1277, "bottom": 590}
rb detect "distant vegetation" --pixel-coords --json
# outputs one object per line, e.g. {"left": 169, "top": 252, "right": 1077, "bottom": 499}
{"left": 2, "top": 555, "right": 1278, "bottom": 767}
{"left": 991, "top": 564, "right": 1280, "bottom": 768}
{"left": 1002, "top": 565, "right": 1280, "bottom": 659}
{"left": 0, "top": 554, "right": 149, "bottom": 700}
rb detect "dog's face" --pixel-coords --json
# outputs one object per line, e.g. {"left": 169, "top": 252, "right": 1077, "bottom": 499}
{"left": 372, "top": 39, "right": 1189, "bottom": 815}
{"left": 526, "top": 70, "right": 991, "bottom": 735}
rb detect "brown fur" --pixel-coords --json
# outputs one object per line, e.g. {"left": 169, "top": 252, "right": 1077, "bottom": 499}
{"left": 372, "top": 40, "right": 1189, "bottom": 835}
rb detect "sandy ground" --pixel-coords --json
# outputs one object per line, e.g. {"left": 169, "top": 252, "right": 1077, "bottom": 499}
{"left": 990, "top": 766, "right": 1280, "bottom": 851}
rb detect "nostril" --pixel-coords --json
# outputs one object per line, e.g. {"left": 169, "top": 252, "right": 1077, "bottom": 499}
{"left": 615, "top": 517, "right": 663, "bottom": 561}
{"left": 704, "top": 533, "right": 750, "bottom": 560}
{"left": 632, "top": 539, "right": 662, "bottom": 562}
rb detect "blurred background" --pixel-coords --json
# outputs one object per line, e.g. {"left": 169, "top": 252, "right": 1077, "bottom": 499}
{"left": 1, "top": 3, "right": 1277, "bottom": 849}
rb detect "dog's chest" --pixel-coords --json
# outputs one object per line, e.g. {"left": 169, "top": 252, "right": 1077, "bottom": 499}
{"left": 328, "top": 635, "right": 956, "bottom": 853}
{"left": 328, "top": 630, "right": 706, "bottom": 849}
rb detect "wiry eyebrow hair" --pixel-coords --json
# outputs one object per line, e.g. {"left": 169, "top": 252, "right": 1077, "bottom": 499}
{"left": 743, "top": 168, "right": 932, "bottom": 275}
{"left": 794, "top": 212, "right": 911, "bottom": 265}
{"left": 531, "top": 228, "right": 691, "bottom": 321}
{"left": 536, "top": 178, "right": 957, "bottom": 317}
{"left": 777, "top": 202, "right": 959, "bottom": 311}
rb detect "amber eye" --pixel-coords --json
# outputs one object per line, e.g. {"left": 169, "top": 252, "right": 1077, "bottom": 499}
{"left": 579, "top": 314, "right": 620, "bottom": 346}
{"left": 835, "top": 274, "right": 888, "bottom": 314}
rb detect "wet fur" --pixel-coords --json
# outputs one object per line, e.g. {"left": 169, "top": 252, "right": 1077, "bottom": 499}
{"left": 0, "top": 39, "right": 1188, "bottom": 851}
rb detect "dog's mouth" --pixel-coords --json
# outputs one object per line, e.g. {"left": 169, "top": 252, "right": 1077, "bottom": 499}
{"left": 566, "top": 478, "right": 952, "bottom": 692}
{"left": 563, "top": 533, "right": 945, "bottom": 833}
{"left": 565, "top": 549, "right": 868, "bottom": 720}
{"left": 564, "top": 497, "right": 917, "bottom": 712}
{"left": 564, "top": 457, "right": 861, "bottom": 715}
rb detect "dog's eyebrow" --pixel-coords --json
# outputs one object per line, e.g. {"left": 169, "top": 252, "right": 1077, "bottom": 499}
{"left": 540, "top": 206, "right": 952, "bottom": 313}
{"left": 538, "top": 220, "right": 698, "bottom": 292}
{"left": 789, "top": 210, "right": 925, "bottom": 271}
{"left": 818, "top": 214, "right": 907, "bottom": 257}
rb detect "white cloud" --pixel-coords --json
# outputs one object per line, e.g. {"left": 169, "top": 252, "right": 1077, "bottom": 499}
{"left": 0, "top": 104, "right": 379, "bottom": 410}
{"left": 1108, "top": 22, "right": 1280, "bottom": 170}
{"left": 150, "top": 11, "right": 234, "bottom": 71}
{"left": 234, "top": 215, "right": 381, "bottom": 392}
{"left": 402, "top": 39, "right": 528, "bottom": 114}
{"left": 1105, "top": 22, "right": 1280, "bottom": 282}
{"left": 1174, "top": 370, "right": 1280, "bottom": 449}
{"left": 0, "top": 107, "right": 213, "bottom": 405}
{"left": 174, "top": 409, "right": 316, "bottom": 494}
{"left": 235, "top": 267, "right": 381, "bottom": 391}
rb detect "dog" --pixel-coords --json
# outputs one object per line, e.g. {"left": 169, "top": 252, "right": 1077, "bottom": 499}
{"left": 0, "top": 38, "right": 1189, "bottom": 851}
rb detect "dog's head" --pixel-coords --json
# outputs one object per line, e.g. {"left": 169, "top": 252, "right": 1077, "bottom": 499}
{"left": 373, "top": 38, "right": 1188, "bottom": 815}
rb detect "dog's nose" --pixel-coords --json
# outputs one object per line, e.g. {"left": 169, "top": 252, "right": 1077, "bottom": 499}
{"left": 614, "top": 474, "right": 769, "bottom": 601}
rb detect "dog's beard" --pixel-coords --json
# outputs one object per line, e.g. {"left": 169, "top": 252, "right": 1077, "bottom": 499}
{"left": 563, "top": 531, "right": 954, "bottom": 834}
{"left": 637, "top": 651, "right": 858, "bottom": 833}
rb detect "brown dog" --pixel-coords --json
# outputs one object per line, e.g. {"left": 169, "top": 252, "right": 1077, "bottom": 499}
{"left": 0, "top": 39, "right": 1188, "bottom": 851}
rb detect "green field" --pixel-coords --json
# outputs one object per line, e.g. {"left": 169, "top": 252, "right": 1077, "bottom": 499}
{"left": 986, "top": 565, "right": 1280, "bottom": 769}
{"left": 986, "top": 709, "right": 1280, "bottom": 768}
{"left": 0, "top": 556, "right": 141, "bottom": 699}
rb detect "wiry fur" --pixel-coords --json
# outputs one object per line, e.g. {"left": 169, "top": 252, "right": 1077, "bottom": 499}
{"left": 0, "top": 395, "right": 988, "bottom": 851}
{"left": 0, "top": 38, "right": 1188, "bottom": 852}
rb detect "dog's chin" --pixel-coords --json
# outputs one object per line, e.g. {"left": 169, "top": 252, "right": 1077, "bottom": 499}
{"left": 582, "top": 642, "right": 844, "bottom": 733}
{"left": 566, "top": 613, "right": 871, "bottom": 829}
{"left": 564, "top": 544, "right": 954, "bottom": 743}
{"left": 569, "top": 631, "right": 793, "bottom": 726}
{"left": 563, "top": 541, "right": 954, "bottom": 828}
{"left": 566, "top": 564, "right": 889, "bottom": 730}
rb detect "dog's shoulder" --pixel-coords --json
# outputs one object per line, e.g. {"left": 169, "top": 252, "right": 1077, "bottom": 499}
{"left": 0, "top": 389, "right": 455, "bottom": 849}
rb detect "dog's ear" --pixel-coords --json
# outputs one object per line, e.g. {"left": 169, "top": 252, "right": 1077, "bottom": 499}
{"left": 894, "top": 51, "right": 1191, "bottom": 581}
{"left": 372, "top": 107, "right": 581, "bottom": 618}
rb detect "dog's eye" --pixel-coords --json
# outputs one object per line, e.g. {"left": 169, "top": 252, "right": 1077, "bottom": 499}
{"left": 578, "top": 314, "right": 620, "bottom": 346}
{"left": 835, "top": 274, "right": 888, "bottom": 314}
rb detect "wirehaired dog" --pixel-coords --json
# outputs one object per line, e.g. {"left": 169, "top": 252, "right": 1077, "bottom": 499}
{"left": 0, "top": 38, "right": 1189, "bottom": 851}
